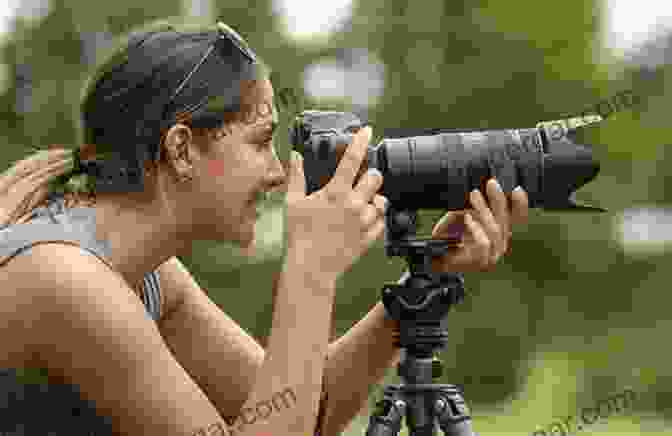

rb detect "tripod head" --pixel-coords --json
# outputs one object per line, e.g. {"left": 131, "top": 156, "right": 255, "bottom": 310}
{"left": 382, "top": 206, "right": 464, "bottom": 357}
{"left": 366, "top": 205, "right": 477, "bottom": 436}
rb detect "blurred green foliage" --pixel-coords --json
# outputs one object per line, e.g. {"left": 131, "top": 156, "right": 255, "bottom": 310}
{"left": 1, "top": 0, "right": 671, "bottom": 434}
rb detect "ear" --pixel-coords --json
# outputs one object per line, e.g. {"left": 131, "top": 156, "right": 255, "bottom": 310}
{"left": 163, "top": 124, "right": 192, "bottom": 151}
{"left": 162, "top": 123, "right": 196, "bottom": 177}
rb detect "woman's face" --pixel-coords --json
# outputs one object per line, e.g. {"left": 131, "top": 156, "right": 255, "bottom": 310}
{"left": 181, "top": 78, "right": 286, "bottom": 249}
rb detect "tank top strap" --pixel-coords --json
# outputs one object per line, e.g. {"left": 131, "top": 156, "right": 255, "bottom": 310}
{"left": 0, "top": 193, "right": 162, "bottom": 321}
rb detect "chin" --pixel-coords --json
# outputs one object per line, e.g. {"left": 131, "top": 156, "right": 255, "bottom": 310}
{"left": 240, "top": 241, "right": 257, "bottom": 257}
{"left": 236, "top": 218, "right": 256, "bottom": 246}
{"left": 239, "top": 232, "right": 257, "bottom": 256}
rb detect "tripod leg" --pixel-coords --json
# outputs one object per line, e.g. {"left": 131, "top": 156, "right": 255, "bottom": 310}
{"left": 435, "top": 386, "right": 476, "bottom": 436}
{"left": 365, "top": 387, "right": 405, "bottom": 436}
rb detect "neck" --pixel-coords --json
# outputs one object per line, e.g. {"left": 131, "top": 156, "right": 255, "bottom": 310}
{"left": 91, "top": 192, "right": 193, "bottom": 289}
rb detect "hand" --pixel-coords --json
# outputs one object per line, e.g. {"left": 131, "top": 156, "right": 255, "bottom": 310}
{"left": 430, "top": 178, "right": 529, "bottom": 273}
{"left": 285, "top": 126, "right": 389, "bottom": 281}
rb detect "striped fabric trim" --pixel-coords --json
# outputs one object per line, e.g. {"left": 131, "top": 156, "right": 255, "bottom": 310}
{"left": 142, "top": 269, "right": 162, "bottom": 321}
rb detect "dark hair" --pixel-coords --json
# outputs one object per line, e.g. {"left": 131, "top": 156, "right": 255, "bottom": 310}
{"left": 0, "top": 16, "right": 271, "bottom": 227}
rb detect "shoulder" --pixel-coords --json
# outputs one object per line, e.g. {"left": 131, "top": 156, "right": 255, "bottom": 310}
{"left": 0, "top": 244, "right": 226, "bottom": 434}
{"left": 3, "top": 242, "right": 124, "bottom": 291}
{"left": 0, "top": 242, "right": 153, "bottom": 367}
{"left": 4, "top": 242, "right": 138, "bottom": 317}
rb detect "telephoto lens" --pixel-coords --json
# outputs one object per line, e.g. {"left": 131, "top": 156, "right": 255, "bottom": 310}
{"left": 291, "top": 110, "right": 605, "bottom": 213}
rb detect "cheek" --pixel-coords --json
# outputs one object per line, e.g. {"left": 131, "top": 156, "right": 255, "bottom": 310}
{"left": 201, "top": 157, "right": 251, "bottom": 205}
{"left": 206, "top": 158, "right": 227, "bottom": 177}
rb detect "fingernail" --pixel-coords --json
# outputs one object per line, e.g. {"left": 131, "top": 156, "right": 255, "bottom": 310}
{"left": 514, "top": 185, "right": 523, "bottom": 192}
{"left": 493, "top": 179, "right": 503, "bottom": 191}
{"left": 367, "top": 168, "right": 381, "bottom": 178}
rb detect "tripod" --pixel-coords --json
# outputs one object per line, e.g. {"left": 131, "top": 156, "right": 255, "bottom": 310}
{"left": 365, "top": 206, "right": 478, "bottom": 436}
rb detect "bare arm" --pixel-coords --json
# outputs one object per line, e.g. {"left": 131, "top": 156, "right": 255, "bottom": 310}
{"left": 4, "top": 243, "right": 335, "bottom": 436}
{"left": 323, "top": 301, "right": 400, "bottom": 436}
{"left": 158, "top": 255, "right": 335, "bottom": 435}
{"left": 158, "top": 256, "right": 401, "bottom": 436}
{"left": 224, "top": 249, "right": 337, "bottom": 436}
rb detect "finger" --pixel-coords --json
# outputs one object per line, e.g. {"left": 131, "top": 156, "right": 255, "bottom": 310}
{"left": 365, "top": 215, "right": 387, "bottom": 243}
{"left": 353, "top": 168, "right": 384, "bottom": 202}
{"left": 329, "top": 126, "right": 372, "bottom": 193}
{"left": 510, "top": 186, "right": 529, "bottom": 225}
{"left": 361, "top": 196, "right": 387, "bottom": 227}
{"left": 469, "top": 187, "right": 502, "bottom": 256}
{"left": 486, "top": 178, "right": 510, "bottom": 248}
{"left": 464, "top": 211, "right": 494, "bottom": 271}
{"left": 372, "top": 194, "right": 389, "bottom": 217}
{"left": 285, "top": 151, "right": 305, "bottom": 202}
{"left": 361, "top": 203, "right": 379, "bottom": 228}
{"left": 442, "top": 212, "right": 490, "bottom": 272}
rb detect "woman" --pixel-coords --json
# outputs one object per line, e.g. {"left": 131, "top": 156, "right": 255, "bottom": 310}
{"left": 0, "top": 17, "right": 529, "bottom": 436}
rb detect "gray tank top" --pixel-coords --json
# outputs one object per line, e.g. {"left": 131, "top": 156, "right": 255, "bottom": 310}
{"left": 0, "top": 192, "right": 162, "bottom": 321}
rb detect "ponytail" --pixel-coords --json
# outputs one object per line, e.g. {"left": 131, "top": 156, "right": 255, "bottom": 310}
{"left": 0, "top": 142, "right": 97, "bottom": 228}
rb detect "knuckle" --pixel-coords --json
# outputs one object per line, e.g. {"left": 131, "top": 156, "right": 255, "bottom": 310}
{"left": 344, "top": 148, "right": 362, "bottom": 165}
{"left": 471, "top": 194, "right": 483, "bottom": 209}
{"left": 349, "top": 196, "right": 366, "bottom": 211}
{"left": 363, "top": 208, "right": 377, "bottom": 227}
{"left": 325, "top": 185, "right": 344, "bottom": 202}
{"left": 494, "top": 229, "right": 504, "bottom": 244}
{"left": 372, "top": 207, "right": 382, "bottom": 224}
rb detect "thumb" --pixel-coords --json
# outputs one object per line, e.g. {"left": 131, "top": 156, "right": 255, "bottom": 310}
{"left": 286, "top": 151, "right": 306, "bottom": 200}
{"left": 432, "top": 211, "right": 467, "bottom": 239}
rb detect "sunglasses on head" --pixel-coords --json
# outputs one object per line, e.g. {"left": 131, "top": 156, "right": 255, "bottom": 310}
{"left": 163, "top": 22, "right": 260, "bottom": 122}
